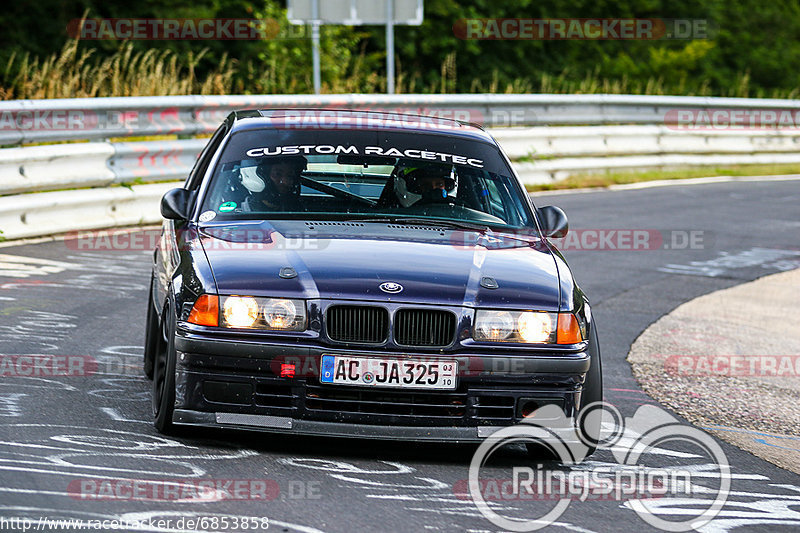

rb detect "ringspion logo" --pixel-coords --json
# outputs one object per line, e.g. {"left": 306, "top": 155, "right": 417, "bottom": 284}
{"left": 467, "top": 403, "right": 730, "bottom": 531}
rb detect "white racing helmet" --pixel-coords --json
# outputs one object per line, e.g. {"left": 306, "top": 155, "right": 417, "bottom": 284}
{"left": 239, "top": 155, "right": 307, "bottom": 201}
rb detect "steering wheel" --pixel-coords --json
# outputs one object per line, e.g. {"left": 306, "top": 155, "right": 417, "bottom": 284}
{"left": 418, "top": 194, "right": 467, "bottom": 207}
{"left": 299, "top": 176, "right": 376, "bottom": 207}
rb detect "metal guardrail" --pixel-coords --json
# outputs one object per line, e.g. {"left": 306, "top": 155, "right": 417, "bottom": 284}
{"left": 2, "top": 93, "right": 800, "bottom": 241}
{"left": 0, "top": 140, "right": 205, "bottom": 195}
{"left": 0, "top": 182, "right": 173, "bottom": 240}
{"left": 491, "top": 125, "right": 800, "bottom": 182}
{"left": 108, "top": 139, "right": 207, "bottom": 183}
{"left": 492, "top": 125, "right": 800, "bottom": 159}
{"left": 3, "top": 93, "right": 800, "bottom": 145}
{"left": 516, "top": 152, "right": 800, "bottom": 183}
{"left": 0, "top": 143, "right": 114, "bottom": 195}
{"left": 5, "top": 124, "right": 798, "bottom": 195}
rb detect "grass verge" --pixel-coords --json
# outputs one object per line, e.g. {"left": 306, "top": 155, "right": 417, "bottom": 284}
{"left": 525, "top": 164, "right": 800, "bottom": 192}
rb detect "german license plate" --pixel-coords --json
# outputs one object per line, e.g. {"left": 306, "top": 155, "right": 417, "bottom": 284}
{"left": 319, "top": 355, "right": 458, "bottom": 390}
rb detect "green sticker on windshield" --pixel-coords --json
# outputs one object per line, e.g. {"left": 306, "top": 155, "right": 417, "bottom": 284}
{"left": 219, "top": 201, "right": 237, "bottom": 212}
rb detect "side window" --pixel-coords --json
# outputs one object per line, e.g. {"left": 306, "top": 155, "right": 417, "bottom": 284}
{"left": 185, "top": 124, "right": 228, "bottom": 190}
{"left": 480, "top": 174, "right": 529, "bottom": 227}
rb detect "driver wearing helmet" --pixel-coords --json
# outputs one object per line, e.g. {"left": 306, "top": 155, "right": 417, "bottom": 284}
{"left": 393, "top": 163, "right": 458, "bottom": 208}
{"left": 241, "top": 155, "right": 307, "bottom": 211}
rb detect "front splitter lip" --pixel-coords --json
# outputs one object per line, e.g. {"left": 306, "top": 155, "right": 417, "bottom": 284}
{"left": 173, "top": 409, "right": 583, "bottom": 445}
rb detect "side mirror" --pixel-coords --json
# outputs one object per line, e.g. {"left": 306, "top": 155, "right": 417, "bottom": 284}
{"left": 160, "top": 188, "right": 191, "bottom": 220}
{"left": 538, "top": 205, "right": 569, "bottom": 238}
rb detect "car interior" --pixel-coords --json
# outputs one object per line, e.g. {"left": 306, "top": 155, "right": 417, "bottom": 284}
{"left": 203, "top": 154, "right": 528, "bottom": 227}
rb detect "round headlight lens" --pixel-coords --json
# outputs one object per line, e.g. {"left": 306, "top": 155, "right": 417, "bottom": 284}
{"left": 476, "top": 311, "right": 515, "bottom": 340}
{"left": 223, "top": 296, "right": 259, "bottom": 328}
{"left": 263, "top": 299, "right": 297, "bottom": 329}
{"left": 518, "top": 312, "right": 553, "bottom": 343}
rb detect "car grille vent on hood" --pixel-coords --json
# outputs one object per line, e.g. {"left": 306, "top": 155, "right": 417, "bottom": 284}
{"left": 305, "top": 221, "right": 365, "bottom": 228}
{"left": 387, "top": 224, "right": 444, "bottom": 231}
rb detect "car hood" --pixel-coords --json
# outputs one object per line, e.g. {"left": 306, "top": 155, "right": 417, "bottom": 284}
{"left": 198, "top": 220, "right": 561, "bottom": 310}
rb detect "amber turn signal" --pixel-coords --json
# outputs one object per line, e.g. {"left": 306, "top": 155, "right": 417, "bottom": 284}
{"left": 187, "top": 294, "right": 219, "bottom": 326}
{"left": 556, "top": 313, "right": 583, "bottom": 344}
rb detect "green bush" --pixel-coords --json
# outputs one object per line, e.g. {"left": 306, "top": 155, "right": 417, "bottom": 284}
{"left": 2, "top": 0, "right": 800, "bottom": 98}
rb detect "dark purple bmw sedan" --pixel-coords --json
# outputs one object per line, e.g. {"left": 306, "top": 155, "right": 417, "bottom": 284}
{"left": 145, "top": 109, "right": 601, "bottom": 456}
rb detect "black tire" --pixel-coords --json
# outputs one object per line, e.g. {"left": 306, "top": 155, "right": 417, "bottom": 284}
{"left": 152, "top": 299, "right": 177, "bottom": 434}
{"left": 143, "top": 276, "right": 159, "bottom": 380}
{"left": 524, "top": 442, "right": 560, "bottom": 462}
{"left": 577, "top": 323, "right": 604, "bottom": 456}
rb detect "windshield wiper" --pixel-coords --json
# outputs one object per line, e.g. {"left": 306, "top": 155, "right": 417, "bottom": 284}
{"left": 344, "top": 216, "right": 490, "bottom": 232}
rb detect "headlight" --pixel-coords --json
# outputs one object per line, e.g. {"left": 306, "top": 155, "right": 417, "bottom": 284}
{"left": 263, "top": 298, "right": 300, "bottom": 329}
{"left": 223, "top": 296, "right": 260, "bottom": 328}
{"left": 221, "top": 296, "right": 306, "bottom": 330}
{"left": 517, "top": 311, "right": 553, "bottom": 343}
{"left": 473, "top": 310, "right": 583, "bottom": 344}
{"left": 474, "top": 310, "right": 515, "bottom": 341}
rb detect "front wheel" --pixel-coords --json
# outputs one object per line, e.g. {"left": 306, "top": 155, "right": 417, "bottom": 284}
{"left": 524, "top": 441, "right": 560, "bottom": 462}
{"left": 143, "top": 276, "right": 159, "bottom": 380}
{"left": 152, "top": 300, "right": 177, "bottom": 434}
{"left": 577, "top": 323, "right": 603, "bottom": 456}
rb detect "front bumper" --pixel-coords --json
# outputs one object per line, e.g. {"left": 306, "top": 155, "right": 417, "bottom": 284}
{"left": 173, "top": 328, "right": 591, "bottom": 443}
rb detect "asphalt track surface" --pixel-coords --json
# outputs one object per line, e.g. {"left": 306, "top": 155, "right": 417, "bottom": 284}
{"left": 0, "top": 178, "right": 799, "bottom": 532}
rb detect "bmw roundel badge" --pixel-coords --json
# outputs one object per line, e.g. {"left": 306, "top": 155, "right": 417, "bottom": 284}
{"left": 379, "top": 282, "right": 403, "bottom": 294}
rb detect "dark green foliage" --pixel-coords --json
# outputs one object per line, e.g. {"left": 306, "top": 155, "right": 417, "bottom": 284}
{"left": 2, "top": 0, "right": 799, "bottom": 97}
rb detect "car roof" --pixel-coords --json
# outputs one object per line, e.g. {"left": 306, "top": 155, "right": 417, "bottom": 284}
{"left": 227, "top": 108, "right": 496, "bottom": 143}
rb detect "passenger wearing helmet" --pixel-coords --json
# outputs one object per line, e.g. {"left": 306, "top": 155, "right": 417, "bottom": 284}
{"left": 393, "top": 163, "right": 458, "bottom": 208}
{"left": 241, "top": 155, "right": 307, "bottom": 211}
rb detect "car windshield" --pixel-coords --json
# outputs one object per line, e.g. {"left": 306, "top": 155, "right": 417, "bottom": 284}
{"left": 199, "top": 128, "right": 534, "bottom": 229}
